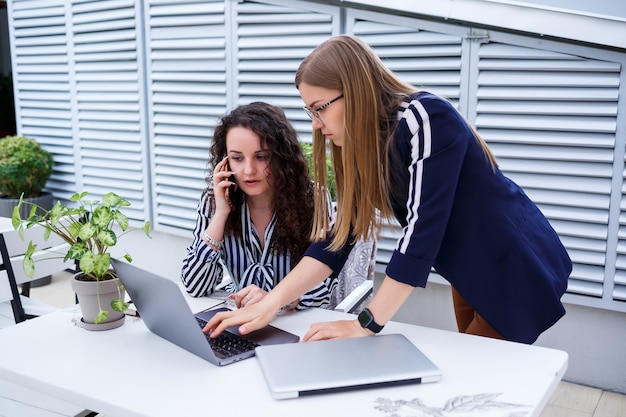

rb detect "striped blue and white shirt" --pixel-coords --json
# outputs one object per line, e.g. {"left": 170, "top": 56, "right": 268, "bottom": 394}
{"left": 181, "top": 192, "right": 336, "bottom": 309}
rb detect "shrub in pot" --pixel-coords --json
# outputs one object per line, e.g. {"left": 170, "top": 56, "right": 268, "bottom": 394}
{"left": 0, "top": 135, "right": 54, "bottom": 218}
{"left": 12, "top": 191, "right": 151, "bottom": 330}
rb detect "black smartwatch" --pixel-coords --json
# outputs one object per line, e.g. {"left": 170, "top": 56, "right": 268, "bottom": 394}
{"left": 357, "top": 308, "right": 384, "bottom": 334}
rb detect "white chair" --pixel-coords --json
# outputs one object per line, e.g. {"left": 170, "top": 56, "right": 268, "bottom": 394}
{"left": 328, "top": 238, "right": 376, "bottom": 313}
{"left": 0, "top": 226, "right": 94, "bottom": 417}
{"left": 0, "top": 226, "right": 73, "bottom": 327}
{"left": 212, "top": 238, "right": 376, "bottom": 313}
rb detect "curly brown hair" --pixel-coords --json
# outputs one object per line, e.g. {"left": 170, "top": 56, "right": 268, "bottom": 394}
{"left": 206, "top": 102, "right": 314, "bottom": 267}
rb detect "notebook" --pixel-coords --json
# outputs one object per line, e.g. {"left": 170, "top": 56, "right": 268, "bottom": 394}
{"left": 255, "top": 333, "right": 442, "bottom": 399}
{"left": 111, "top": 259, "right": 300, "bottom": 366}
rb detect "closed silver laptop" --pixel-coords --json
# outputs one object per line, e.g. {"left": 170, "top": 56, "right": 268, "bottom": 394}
{"left": 255, "top": 333, "right": 442, "bottom": 399}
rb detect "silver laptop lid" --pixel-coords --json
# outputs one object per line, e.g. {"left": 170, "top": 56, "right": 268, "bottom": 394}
{"left": 112, "top": 259, "right": 226, "bottom": 365}
{"left": 112, "top": 259, "right": 299, "bottom": 366}
{"left": 255, "top": 333, "right": 442, "bottom": 399}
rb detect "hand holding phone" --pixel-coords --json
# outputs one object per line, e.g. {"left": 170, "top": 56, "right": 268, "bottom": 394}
{"left": 213, "top": 156, "right": 235, "bottom": 213}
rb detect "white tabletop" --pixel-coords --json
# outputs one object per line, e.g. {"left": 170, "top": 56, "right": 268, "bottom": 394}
{"left": 0, "top": 292, "right": 567, "bottom": 417}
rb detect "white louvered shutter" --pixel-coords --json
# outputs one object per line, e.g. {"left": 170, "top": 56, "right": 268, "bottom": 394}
{"left": 345, "top": 10, "right": 626, "bottom": 312}
{"left": 470, "top": 36, "right": 624, "bottom": 309}
{"left": 8, "top": 0, "right": 77, "bottom": 199}
{"left": 144, "top": 0, "right": 228, "bottom": 233}
{"left": 69, "top": 0, "right": 148, "bottom": 222}
{"left": 234, "top": 0, "right": 340, "bottom": 143}
{"left": 9, "top": 0, "right": 148, "bottom": 221}
{"left": 346, "top": 11, "right": 465, "bottom": 282}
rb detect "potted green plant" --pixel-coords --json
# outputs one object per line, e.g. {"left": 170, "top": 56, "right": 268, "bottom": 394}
{"left": 301, "top": 142, "right": 337, "bottom": 200}
{"left": 0, "top": 135, "right": 54, "bottom": 218}
{"left": 12, "top": 191, "right": 151, "bottom": 330}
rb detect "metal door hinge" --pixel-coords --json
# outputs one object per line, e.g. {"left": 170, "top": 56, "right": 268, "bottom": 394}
{"left": 465, "top": 31, "right": 490, "bottom": 43}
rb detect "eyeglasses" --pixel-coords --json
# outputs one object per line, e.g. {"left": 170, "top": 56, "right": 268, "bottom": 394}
{"left": 303, "top": 94, "right": 344, "bottom": 123}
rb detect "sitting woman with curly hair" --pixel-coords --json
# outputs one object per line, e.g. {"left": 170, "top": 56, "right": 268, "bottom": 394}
{"left": 181, "top": 102, "right": 336, "bottom": 310}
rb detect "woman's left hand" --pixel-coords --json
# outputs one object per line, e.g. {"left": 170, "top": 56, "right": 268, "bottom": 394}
{"left": 230, "top": 284, "right": 268, "bottom": 308}
{"left": 303, "top": 319, "right": 373, "bottom": 341}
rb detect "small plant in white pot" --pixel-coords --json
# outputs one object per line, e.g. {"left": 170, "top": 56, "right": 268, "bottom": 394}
{"left": 12, "top": 191, "right": 151, "bottom": 330}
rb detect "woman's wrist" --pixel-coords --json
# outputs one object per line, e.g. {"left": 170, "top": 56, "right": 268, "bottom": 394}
{"left": 202, "top": 231, "right": 222, "bottom": 250}
{"left": 263, "top": 290, "right": 291, "bottom": 316}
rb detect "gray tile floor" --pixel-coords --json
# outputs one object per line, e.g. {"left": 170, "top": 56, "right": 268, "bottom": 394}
{"left": 28, "top": 271, "right": 626, "bottom": 417}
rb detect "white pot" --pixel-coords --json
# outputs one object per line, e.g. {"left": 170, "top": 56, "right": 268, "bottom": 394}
{"left": 71, "top": 274, "right": 126, "bottom": 331}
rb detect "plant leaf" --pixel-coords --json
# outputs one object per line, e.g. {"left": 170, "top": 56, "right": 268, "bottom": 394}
{"left": 94, "top": 309, "right": 108, "bottom": 324}
{"left": 67, "top": 221, "right": 82, "bottom": 238}
{"left": 78, "top": 222, "right": 97, "bottom": 241}
{"left": 92, "top": 205, "right": 113, "bottom": 228}
{"left": 11, "top": 205, "right": 21, "bottom": 228}
{"left": 142, "top": 221, "right": 151, "bottom": 237}
{"left": 67, "top": 242, "right": 88, "bottom": 261}
{"left": 101, "top": 192, "right": 120, "bottom": 207}
{"left": 114, "top": 211, "right": 128, "bottom": 231}
{"left": 93, "top": 253, "right": 111, "bottom": 278}
{"left": 111, "top": 299, "right": 129, "bottom": 312}
{"left": 23, "top": 242, "right": 36, "bottom": 278}
{"left": 79, "top": 252, "right": 99, "bottom": 276}
{"left": 98, "top": 229, "right": 117, "bottom": 247}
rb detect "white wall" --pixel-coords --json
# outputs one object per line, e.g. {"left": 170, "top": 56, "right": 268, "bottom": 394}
{"left": 483, "top": 0, "right": 626, "bottom": 19}
{"left": 341, "top": 0, "right": 626, "bottom": 49}
{"left": 375, "top": 273, "right": 626, "bottom": 394}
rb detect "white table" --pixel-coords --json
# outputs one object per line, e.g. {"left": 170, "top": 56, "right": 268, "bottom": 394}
{"left": 0, "top": 292, "right": 567, "bottom": 417}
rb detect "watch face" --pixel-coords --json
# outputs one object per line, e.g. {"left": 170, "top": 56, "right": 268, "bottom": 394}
{"left": 358, "top": 309, "right": 372, "bottom": 327}
{"left": 358, "top": 308, "right": 383, "bottom": 333}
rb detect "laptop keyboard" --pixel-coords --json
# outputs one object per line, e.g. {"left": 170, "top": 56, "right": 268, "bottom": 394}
{"left": 196, "top": 317, "right": 259, "bottom": 359}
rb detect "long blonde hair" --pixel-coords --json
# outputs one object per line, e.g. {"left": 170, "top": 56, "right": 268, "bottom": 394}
{"left": 296, "top": 35, "right": 496, "bottom": 251}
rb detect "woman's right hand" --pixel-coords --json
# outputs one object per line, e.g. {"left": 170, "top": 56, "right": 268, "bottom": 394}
{"left": 203, "top": 296, "right": 281, "bottom": 337}
{"left": 212, "top": 156, "right": 235, "bottom": 215}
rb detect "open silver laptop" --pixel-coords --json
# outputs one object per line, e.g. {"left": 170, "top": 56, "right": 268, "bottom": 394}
{"left": 255, "top": 333, "right": 441, "bottom": 399}
{"left": 111, "top": 259, "right": 299, "bottom": 366}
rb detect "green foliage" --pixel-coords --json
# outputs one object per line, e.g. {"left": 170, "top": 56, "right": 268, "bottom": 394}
{"left": 13, "top": 191, "right": 151, "bottom": 324}
{"left": 301, "top": 142, "right": 337, "bottom": 200}
{"left": 0, "top": 135, "right": 54, "bottom": 198}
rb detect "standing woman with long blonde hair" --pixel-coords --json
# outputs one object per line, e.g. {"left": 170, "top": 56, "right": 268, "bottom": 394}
{"left": 205, "top": 35, "right": 571, "bottom": 345}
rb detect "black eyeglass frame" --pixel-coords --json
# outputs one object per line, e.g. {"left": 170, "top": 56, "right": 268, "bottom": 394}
{"left": 303, "top": 94, "right": 344, "bottom": 122}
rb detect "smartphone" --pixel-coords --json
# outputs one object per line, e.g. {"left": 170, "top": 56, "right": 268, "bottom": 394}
{"left": 224, "top": 156, "right": 237, "bottom": 195}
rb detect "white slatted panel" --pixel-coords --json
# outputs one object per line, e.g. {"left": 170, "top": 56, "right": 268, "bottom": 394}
{"left": 346, "top": 11, "right": 465, "bottom": 275}
{"left": 145, "top": 0, "right": 227, "bottom": 233}
{"left": 235, "top": 0, "right": 340, "bottom": 143}
{"left": 70, "top": 0, "right": 148, "bottom": 221}
{"left": 615, "top": 129, "right": 626, "bottom": 302}
{"left": 473, "top": 42, "right": 621, "bottom": 302}
{"left": 348, "top": 11, "right": 465, "bottom": 105}
{"left": 7, "top": 0, "right": 626, "bottom": 311}
{"left": 8, "top": 0, "right": 76, "bottom": 199}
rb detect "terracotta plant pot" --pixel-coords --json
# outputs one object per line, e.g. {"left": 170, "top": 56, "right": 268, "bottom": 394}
{"left": 71, "top": 274, "right": 126, "bottom": 331}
